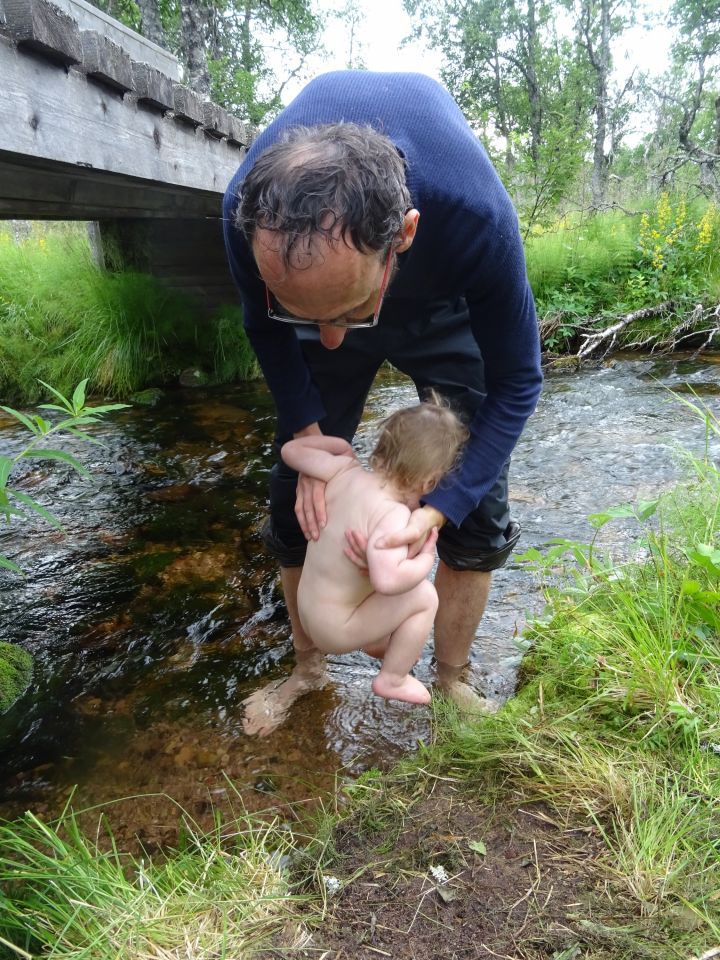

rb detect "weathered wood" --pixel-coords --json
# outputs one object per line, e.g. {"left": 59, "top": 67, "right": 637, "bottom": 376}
{"left": 202, "top": 101, "right": 228, "bottom": 139}
{"left": 99, "top": 217, "right": 239, "bottom": 318}
{"left": 172, "top": 82, "right": 205, "bottom": 126}
{"left": 0, "top": 36, "right": 243, "bottom": 203}
{"left": 132, "top": 61, "right": 174, "bottom": 112}
{"left": 227, "top": 115, "right": 250, "bottom": 148}
{"left": 52, "top": 0, "right": 181, "bottom": 79}
{"left": 4, "top": 0, "right": 81, "bottom": 65}
{"left": 80, "top": 30, "right": 133, "bottom": 93}
{"left": 0, "top": 150, "right": 227, "bottom": 219}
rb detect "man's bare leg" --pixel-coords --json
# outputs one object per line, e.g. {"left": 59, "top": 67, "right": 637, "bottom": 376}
{"left": 432, "top": 562, "right": 497, "bottom": 713}
{"left": 242, "top": 565, "right": 329, "bottom": 736}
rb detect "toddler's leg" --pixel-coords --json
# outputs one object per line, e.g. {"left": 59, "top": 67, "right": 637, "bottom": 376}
{"left": 342, "top": 582, "right": 437, "bottom": 704}
{"left": 372, "top": 580, "right": 437, "bottom": 705}
{"left": 362, "top": 635, "right": 390, "bottom": 660}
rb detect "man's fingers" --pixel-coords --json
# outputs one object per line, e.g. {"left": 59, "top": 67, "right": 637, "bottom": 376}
{"left": 295, "top": 475, "right": 324, "bottom": 540}
{"left": 311, "top": 481, "right": 327, "bottom": 529}
{"left": 344, "top": 528, "right": 369, "bottom": 571}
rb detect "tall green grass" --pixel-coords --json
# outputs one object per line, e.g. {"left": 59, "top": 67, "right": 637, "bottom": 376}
{"left": 0, "top": 803, "right": 311, "bottom": 959}
{"left": 0, "top": 231, "right": 259, "bottom": 405}
{"left": 526, "top": 196, "right": 720, "bottom": 351}
{"left": 425, "top": 397, "right": 720, "bottom": 934}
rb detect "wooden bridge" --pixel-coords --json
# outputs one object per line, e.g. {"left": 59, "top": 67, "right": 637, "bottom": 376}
{"left": 0, "top": 0, "right": 250, "bottom": 314}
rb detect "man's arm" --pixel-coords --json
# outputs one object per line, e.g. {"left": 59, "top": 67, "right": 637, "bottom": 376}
{"left": 281, "top": 436, "right": 357, "bottom": 484}
{"left": 423, "top": 209, "right": 542, "bottom": 528}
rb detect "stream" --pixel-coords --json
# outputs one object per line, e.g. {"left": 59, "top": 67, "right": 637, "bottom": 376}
{"left": 1, "top": 355, "right": 719, "bottom": 846}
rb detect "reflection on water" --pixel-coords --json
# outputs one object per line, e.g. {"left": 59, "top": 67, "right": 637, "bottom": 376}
{"left": 1, "top": 356, "right": 719, "bottom": 841}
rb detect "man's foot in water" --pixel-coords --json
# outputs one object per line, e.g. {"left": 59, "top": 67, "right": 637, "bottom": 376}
{"left": 242, "top": 648, "right": 329, "bottom": 736}
{"left": 434, "top": 660, "right": 499, "bottom": 715}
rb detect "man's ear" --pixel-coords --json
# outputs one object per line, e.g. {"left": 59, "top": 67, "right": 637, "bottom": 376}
{"left": 395, "top": 209, "right": 420, "bottom": 253}
{"left": 421, "top": 476, "right": 437, "bottom": 495}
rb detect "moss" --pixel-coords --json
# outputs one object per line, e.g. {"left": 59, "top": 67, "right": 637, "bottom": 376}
{"left": 0, "top": 642, "right": 33, "bottom": 713}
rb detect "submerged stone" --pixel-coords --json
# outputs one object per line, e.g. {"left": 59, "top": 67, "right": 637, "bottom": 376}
{"left": 129, "top": 387, "right": 165, "bottom": 406}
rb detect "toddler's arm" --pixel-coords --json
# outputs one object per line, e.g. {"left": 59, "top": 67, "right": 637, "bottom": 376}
{"left": 281, "top": 436, "right": 357, "bottom": 483}
{"left": 367, "top": 507, "right": 439, "bottom": 595}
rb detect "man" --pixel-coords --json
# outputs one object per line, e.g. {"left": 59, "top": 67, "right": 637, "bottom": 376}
{"left": 222, "top": 71, "right": 542, "bottom": 735}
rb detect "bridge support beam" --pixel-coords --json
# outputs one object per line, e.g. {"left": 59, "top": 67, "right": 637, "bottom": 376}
{"left": 98, "top": 217, "right": 238, "bottom": 320}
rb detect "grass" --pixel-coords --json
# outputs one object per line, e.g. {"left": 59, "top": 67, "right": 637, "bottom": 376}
{"left": 0, "top": 227, "right": 259, "bottom": 406}
{"left": 526, "top": 196, "right": 720, "bottom": 352}
{"left": 0, "top": 801, "right": 313, "bottom": 959}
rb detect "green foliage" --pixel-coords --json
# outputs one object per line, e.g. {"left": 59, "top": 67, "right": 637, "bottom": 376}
{"left": 526, "top": 198, "right": 720, "bottom": 350}
{"left": 207, "top": 0, "right": 324, "bottom": 126}
{"left": 0, "top": 806, "right": 302, "bottom": 958}
{"left": 0, "top": 379, "right": 129, "bottom": 575}
{"left": 0, "top": 231, "right": 259, "bottom": 405}
{"left": 0, "top": 642, "right": 33, "bottom": 715}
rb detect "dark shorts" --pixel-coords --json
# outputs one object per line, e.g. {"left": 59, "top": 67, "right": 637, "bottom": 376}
{"left": 262, "top": 296, "right": 521, "bottom": 572}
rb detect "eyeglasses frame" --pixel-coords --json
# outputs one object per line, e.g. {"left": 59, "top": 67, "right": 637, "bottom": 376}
{"left": 265, "top": 245, "right": 394, "bottom": 329}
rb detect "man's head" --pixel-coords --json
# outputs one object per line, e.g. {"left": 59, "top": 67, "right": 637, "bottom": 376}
{"left": 237, "top": 123, "right": 419, "bottom": 348}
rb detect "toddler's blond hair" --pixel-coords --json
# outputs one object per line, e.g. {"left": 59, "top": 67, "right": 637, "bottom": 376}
{"left": 369, "top": 390, "right": 469, "bottom": 495}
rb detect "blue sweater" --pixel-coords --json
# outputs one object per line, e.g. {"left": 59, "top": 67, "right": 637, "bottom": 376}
{"left": 223, "top": 71, "right": 542, "bottom": 528}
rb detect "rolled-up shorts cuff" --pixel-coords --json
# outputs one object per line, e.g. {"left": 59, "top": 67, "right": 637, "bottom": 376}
{"left": 260, "top": 517, "right": 308, "bottom": 567}
{"left": 437, "top": 519, "right": 522, "bottom": 572}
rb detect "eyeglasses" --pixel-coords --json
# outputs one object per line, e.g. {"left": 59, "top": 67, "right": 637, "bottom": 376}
{"left": 265, "top": 246, "right": 394, "bottom": 329}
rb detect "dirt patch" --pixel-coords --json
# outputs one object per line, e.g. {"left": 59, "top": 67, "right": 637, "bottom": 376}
{"left": 281, "top": 782, "right": 669, "bottom": 960}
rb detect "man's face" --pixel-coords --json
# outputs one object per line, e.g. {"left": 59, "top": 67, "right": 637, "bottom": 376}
{"left": 253, "top": 211, "right": 419, "bottom": 350}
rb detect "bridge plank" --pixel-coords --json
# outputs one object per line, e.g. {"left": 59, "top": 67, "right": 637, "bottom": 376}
{"left": 0, "top": 36, "right": 244, "bottom": 207}
{"left": 80, "top": 30, "right": 133, "bottom": 93}
{"left": 132, "top": 61, "right": 175, "bottom": 112}
{"left": 4, "top": 0, "right": 81, "bottom": 65}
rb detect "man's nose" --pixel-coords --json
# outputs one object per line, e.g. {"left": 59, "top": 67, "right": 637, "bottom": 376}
{"left": 319, "top": 326, "right": 347, "bottom": 350}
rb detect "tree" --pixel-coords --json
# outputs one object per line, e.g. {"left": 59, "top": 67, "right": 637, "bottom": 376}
{"left": 136, "top": 0, "right": 167, "bottom": 47}
{"left": 206, "top": 0, "right": 325, "bottom": 125}
{"left": 180, "top": 0, "right": 211, "bottom": 98}
{"left": 570, "top": 0, "right": 636, "bottom": 208}
{"left": 333, "top": 0, "right": 367, "bottom": 69}
{"left": 403, "top": 0, "right": 593, "bottom": 230}
{"left": 669, "top": 0, "right": 720, "bottom": 196}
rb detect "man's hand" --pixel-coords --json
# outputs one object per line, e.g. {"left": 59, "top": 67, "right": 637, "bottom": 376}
{"left": 345, "top": 505, "right": 446, "bottom": 568}
{"left": 295, "top": 473, "right": 328, "bottom": 540}
{"left": 292, "top": 423, "right": 326, "bottom": 540}
{"left": 377, "top": 505, "right": 446, "bottom": 557}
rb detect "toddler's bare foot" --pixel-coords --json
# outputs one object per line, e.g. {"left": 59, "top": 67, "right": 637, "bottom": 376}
{"left": 371, "top": 672, "right": 431, "bottom": 705}
{"left": 242, "top": 650, "right": 329, "bottom": 736}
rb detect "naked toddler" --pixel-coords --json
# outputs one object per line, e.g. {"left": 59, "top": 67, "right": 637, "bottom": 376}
{"left": 281, "top": 396, "right": 468, "bottom": 705}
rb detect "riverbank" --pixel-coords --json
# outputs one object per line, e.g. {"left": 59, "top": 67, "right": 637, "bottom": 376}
{"left": 1, "top": 196, "right": 719, "bottom": 406}
{"left": 1, "top": 388, "right": 718, "bottom": 958}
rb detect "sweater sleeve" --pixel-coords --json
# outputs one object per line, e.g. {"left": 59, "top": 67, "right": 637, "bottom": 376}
{"left": 422, "top": 211, "right": 543, "bottom": 527}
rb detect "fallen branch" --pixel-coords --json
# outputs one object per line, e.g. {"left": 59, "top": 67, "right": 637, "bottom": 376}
{"left": 577, "top": 302, "right": 672, "bottom": 359}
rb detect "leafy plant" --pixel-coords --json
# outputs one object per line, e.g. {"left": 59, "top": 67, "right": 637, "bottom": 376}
{"left": 0, "top": 379, "right": 128, "bottom": 574}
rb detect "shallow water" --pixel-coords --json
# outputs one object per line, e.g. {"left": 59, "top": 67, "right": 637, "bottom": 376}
{"left": 1, "top": 356, "right": 719, "bottom": 841}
